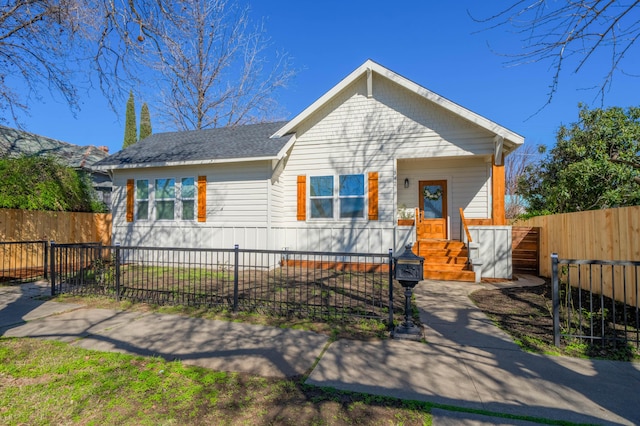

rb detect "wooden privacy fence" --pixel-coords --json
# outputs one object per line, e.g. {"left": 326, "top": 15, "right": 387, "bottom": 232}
{"left": 0, "top": 210, "right": 111, "bottom": 273}
{"left": 515, "top": 206, "right": 640, "bottom": 277}
{"left": 0, "top": 209, "right": 112, "bottom": 245}
{"left": 515, "top": 206, "right": 640, "bottom": 307}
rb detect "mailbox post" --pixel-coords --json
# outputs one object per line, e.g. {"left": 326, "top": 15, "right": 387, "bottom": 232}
{"left": 393, "top": 244, "right": 424, "bottom": 340}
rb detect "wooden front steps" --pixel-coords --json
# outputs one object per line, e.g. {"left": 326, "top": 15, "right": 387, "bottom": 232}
{"left": 412, "top": 239, "right": 476, "bottom": 282}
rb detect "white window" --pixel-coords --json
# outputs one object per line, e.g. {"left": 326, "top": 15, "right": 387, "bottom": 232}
{"left": 339, "top": 174, "right": 365, "bottom": 218}
{"left": 155, "top": 178, "right": 175, "bottom": 220}
{"left": 309, "top": 174, "right": 365, "bottom": 219}
{"left": 135, "top": 179, "right": 149, "bottom": 220}
{"left": 180, "top": 177, "right": 195, "bottom": 220}
{"left": 310, "top": 176, "right": 334, "bottom": 218}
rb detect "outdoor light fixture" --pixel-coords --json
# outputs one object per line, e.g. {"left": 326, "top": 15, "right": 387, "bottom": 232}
{"left": 404, "top": 178, "right": 410, "bottom": 188}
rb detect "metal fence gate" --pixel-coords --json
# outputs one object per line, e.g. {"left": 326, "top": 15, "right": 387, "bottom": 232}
{"left": 551, "top": 253, "right": 640, "bottom": 351}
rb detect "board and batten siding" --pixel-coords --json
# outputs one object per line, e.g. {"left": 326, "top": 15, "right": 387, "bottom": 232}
{"left": 111, "top": 162, "right": 272, "bottom": 249}
{"left": 468, "top": 226, "right": 513, "bottom": 279}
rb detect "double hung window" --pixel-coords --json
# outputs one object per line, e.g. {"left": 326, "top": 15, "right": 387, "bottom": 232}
{"left": 181, "top": 177, "right": 195, "bottom": 220}
{"left": 135, "top": 180, "right": 149, "bottom": 220}
{"left": 309, "top": 174, "right": 365, "bottom": 219}
{"left": 339, "top": 174, "right": 365, "bottom": 218}
{"left": 129, "top": 176, "right": 203, "bottom": 222}
{"left": 310, "top": 176, "right": 334, "bottom": 218}
{"left": 155, "top": 178, "right": 176, "bottom": 220}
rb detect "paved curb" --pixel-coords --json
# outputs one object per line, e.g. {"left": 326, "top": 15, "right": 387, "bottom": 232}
{"left": 431, "top": 408, "right": 548, "bottom": 425}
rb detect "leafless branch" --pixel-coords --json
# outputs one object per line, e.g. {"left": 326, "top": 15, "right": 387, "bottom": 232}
{"left": 505, "top": 143, "right": 540, "bottom": 217}
{"left": 470, "top": 1, "right": 640, "bottom": 106}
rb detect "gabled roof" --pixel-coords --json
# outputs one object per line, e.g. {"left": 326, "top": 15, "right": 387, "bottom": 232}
{"left": 0, "top": 125, "right": 109, "bottom": 170}
{"left": 96, "top": 121, "right": 294, "bottom": 170}
{"left": 272, "top": 59, "right": 524, "bottom": 149}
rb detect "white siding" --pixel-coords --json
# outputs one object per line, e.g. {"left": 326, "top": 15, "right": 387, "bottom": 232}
{"left": 274, "top": 74, "right": 495, "bottom": 251}
{"left": 111, "top": 71, "right": 501, "bottom": 255}
{"left": 269, "top": 158, "right": 287, "bottom": 227}
{"left": 468, "top": 226, "right": 513, "bottom": 279}
{"left": 111, "top": 162, "right": 272, "bottom": 249}
{"left": 272, "top": 225, "right": 395, "bottom": 254}
{"left": 397, "top": 157, "right": 491, "bottom": 240}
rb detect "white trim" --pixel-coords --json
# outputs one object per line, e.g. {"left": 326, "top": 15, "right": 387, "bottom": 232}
{"left": 272, "top": 59, "right": 525, "bottom": 147}
{"left": 154, "top": 177, "right": 177, "bottom": 221}
{"left": 135, "top": 178, "right": 150, "bottom": 221}
{"left": 96, "top": 155, "right": 280, "bottom": 171}
{"left": 308, "top": 173, "right": 368, "bottom": 221}
{"left": 275, "top": 133, "right": 296, "bottom": 159}
{"left": 446, "top": 175, "right": 453, "bottom": 240}
{"left": 494, "top": 135, "right": 504, "bottom": 166}
{"left": 179, "top": 176, "right": 196, "bottom": 221}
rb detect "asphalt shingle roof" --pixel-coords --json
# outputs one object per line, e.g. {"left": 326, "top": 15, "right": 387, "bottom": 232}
{"left": 0, "top": 125, "right": 109, "bottom": 169}
{"left": 96, "top": 121, "right": 292, "bottom": 168}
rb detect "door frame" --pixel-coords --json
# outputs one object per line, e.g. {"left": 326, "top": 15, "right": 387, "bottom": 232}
{"left": 418, "top": 179, "right": 448, "bottom": 239}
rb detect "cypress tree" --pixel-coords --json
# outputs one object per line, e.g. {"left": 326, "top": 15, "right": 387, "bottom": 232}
{"left": 139, "top": 102, "right": 152, "bottom": 140}
{"left": 123, "top": 90, "right": 137, "bottom": 148}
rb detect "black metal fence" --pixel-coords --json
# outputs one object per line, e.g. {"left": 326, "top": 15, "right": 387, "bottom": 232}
{"left": 50, "top": 243, "right": 401, "bottom": 324}
{"left": 551, "top": 254, "right": 640, "bottom": 351}
{"left": 0, "top": 240, "right": 48, "bottom": 283}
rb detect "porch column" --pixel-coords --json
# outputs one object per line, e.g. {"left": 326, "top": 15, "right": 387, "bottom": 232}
{"left": 492, "top": 155, "right": 506, "bottom": 225}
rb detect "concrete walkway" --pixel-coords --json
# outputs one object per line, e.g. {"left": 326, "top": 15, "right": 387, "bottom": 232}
{"left": 2, "top": 279, "right": 639, "bottom": 425}
{"left": 0, "top": 282, "right": 329, "bottom": 378}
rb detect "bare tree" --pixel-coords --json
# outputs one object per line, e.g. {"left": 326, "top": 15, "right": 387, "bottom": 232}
{"left": 471, "top": 1, "right": 640, "bottom": 106}
{"left": 505, "top": 143, "right": 541, "bottom": 218}
{"left": 96, "top": 0, "right": 294, "bottom": 130}
{"left": 0, "top": 0, "right": 89, "bottom": 123}
{"left": 1, "top": 0, "right": 293, "bottom": 132}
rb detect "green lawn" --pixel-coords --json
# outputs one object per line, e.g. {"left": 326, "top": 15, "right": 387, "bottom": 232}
{"left": 0, "top": 337, "right": 432, "bottom": 425}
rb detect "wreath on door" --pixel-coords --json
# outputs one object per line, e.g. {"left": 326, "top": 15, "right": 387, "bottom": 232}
{"left": 423, "top": 187, "right": 443, "bottom": 201}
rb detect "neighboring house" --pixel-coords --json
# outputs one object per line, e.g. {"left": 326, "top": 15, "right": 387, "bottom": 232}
{"left": 96, "top": 60, "right": 524, "bottom": 281}
{"left": 0, "top": 126, "right": 112, "bottom": 206}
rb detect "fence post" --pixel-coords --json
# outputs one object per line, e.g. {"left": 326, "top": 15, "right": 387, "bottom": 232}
{"left": 115, "top": 243, "right": 121, "bottom": 302}
{"left": 233, "top": 244, "right": 239, "bottom": 312}
{"left": 50, "top": 241, "right": 56, "bottom": 296}
{"left": 43, "top": 240, "right": 49, "bottom": 281}
{"left": 551, "top": 253, "right": 560, "bottom": 347}
{"left": 388, "top": 248, "right": 394, "bottom": 330}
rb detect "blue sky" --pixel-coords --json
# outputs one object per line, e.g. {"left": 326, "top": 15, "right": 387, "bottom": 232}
{"left": 14, "top": 1, "right": 640, "bottom": 155}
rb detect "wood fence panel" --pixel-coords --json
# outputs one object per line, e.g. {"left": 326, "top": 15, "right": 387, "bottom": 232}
{"left": 516, "top": 206, "right": 640, "bottom": 277}
{"left": 516, "top": 206, "right": 640, "bottom": 306}
{"left": 0, "top": 209, "right": 112, "bottom": 244}
{"left": 1, "top": 209, "right": 112, "bottom": 272}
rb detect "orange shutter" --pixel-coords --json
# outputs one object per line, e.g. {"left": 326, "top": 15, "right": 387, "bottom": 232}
{"left": 368, "top": 172, "right": 379, "bottom": 220}
{"left": 126, "top": 179, "right": 134, "bottom": 222}
{"left": 297, "top": 175, "right": 306, "bottom": 220}
{"left": 197, "top": 176, "right": 207, "bottom": 222}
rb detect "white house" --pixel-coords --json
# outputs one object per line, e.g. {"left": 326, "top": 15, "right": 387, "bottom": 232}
{"left": 96, "top": 60, "right": 524, "bottom": 281}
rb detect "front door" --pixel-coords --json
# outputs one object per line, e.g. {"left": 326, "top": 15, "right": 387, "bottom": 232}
{"left": 418, "top": 180, "right": 448, "bottom": 239}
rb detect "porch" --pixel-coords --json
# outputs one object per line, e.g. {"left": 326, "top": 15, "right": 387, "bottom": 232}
{"left": 395, "top": 157, "right": 510, "bottom": 282}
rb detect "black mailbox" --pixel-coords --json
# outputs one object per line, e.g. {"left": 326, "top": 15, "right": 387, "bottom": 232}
{"left": 392, "top": 244, "right": 424, "bottom": 340}
{"left": 394, "top": 245, "right": 424, "bottom": 286}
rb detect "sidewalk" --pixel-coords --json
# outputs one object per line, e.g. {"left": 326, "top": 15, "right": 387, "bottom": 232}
{"left": 0, "top": 282, "right": 329, "bottom": 378}
{"left": 2, "top": 279, "right": 639, "bottom": 425}
{"left": 308, "top": 278, "right": 640, "bottom": 425}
